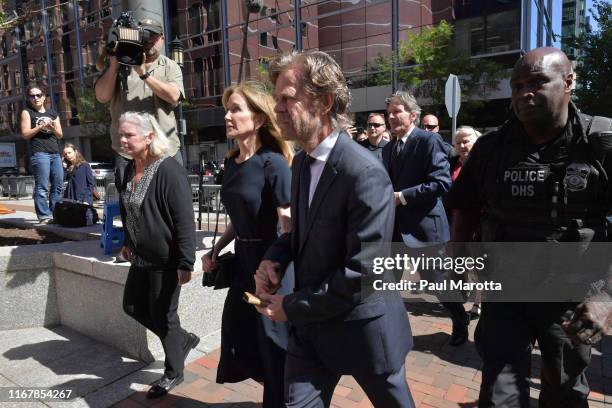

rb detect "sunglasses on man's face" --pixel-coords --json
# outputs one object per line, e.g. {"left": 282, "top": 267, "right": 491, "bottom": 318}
{"left": 368, "top": 123, "right": 385, "bottom": 128}
{"left": 423, "top": 124, "right": 438, "bottom": 130}
{"left": 29, "top": 93, "right": 44, "bottom": 99}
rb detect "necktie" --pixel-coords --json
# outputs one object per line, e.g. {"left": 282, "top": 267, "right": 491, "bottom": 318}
{"left": 391, "top": 139, "right": 404, "bottom": 179}
{"left": 394, "top": 139, "right": 404, "bottom": 159}
{"left": 298, "top": 155, "right": 315, "bottom": 242}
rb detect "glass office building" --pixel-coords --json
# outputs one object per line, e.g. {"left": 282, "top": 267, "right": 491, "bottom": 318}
{"left": 0, "top": 0, "right": 560, "bottom": 169}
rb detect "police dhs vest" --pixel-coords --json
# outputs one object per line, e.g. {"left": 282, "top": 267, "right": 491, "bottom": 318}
{"left": 482, "top": 112, "right": 612, "bottom": 241}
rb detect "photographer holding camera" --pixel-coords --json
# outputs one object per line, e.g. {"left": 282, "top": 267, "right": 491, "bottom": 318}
{"left": 94, "top": 16, "right": 185, "bottom": 186}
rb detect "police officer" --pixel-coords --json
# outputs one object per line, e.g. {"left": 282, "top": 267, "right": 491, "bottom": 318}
{"left": 448, "top": 47, "right": 612, "bottom": 407}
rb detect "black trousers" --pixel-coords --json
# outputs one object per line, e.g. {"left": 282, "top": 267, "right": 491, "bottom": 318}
{"left": 123, "top": 265, "right": 189, "bottom": 378}
{"left": 284, "top": 327, "right": 415, "bottom": 408}
{"left": 476, "top": 302, "right": 591, "bottom": 408}
{"left": 442, "top": 301, "right": 469, "bottom": 331}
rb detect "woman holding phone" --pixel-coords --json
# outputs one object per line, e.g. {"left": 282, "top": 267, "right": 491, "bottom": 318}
{"left": 201, "top": 82, "right": 292, "bottom": 408}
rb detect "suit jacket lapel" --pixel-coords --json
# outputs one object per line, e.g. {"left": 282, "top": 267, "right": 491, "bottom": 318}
{"left": 291, "top": 153, "right": 303, "bottom": 256}
{"left": 297, "top": 133, "right": 346, "bottom": 255}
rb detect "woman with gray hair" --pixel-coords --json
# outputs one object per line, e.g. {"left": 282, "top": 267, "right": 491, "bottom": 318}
{"left": 117, "top": 111, "right": 199, "bottom": 398}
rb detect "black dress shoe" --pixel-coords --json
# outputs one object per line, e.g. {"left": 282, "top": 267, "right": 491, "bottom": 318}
{"left": 183, "top": 332, "right": 200, "bottom": 360}
{"left": 147, "top": 374, "right": 184, "bottom": 399}
{"left": 449, "top": 314, "right": 470, "bottom": 346}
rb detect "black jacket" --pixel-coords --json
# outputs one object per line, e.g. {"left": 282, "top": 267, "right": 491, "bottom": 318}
{"left": 119, "top": 157, "right": 196, "bottom": 271}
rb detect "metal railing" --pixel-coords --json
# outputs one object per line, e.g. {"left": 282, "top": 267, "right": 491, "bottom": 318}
{"left": 91, "top": 172, "right": 227, "bottom": 231}
{"left": 0, "top": 175, "right": 35, "bottom": 199}
{"left": 196, "top": 184, "right": 228, "bottom": 231}
{"left": 95, "top": 177, "right": 109, "bottom": 200}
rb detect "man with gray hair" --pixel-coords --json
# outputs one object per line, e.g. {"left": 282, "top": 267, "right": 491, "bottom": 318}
{"left": 382, "top": 91, "right": 451, "bottom": 247}
{"left": 255, "top": 50, "right": 414, "bottom": 407}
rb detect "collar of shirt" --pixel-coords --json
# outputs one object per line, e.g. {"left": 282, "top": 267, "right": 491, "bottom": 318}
{"left": 309, "top": 129, "right": 340, "bottom": 163}
{"left": 305, "top": 129, "right": 340, "bottom": 205}
{"left": 399, "top": 125, "right": 416, "bottom": 144}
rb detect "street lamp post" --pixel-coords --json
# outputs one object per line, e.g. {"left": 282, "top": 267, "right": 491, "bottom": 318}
{"left": 169, "top": 37, "right": 187, "bottom": 167}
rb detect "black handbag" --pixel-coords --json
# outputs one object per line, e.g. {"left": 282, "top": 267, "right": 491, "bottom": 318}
{"left": 202, "top": 190, "right": 236, "bottom": 289}
{"left": 53, "top": 199, "right": 99, "bottom": 227}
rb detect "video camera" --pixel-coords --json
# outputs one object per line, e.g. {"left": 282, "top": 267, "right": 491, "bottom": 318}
{"left": 106, "top": 12, "right": 163, "bottom": 66}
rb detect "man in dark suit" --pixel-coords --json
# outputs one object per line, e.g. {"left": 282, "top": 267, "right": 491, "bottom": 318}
{"left": 382, "top": 91, "right": 451, "bottom": 246}
{"left": 255, "top": 50, "right": 414, "bottom": 408}
{"left": 382, "top": 93, "right": 470, "bottom": 346}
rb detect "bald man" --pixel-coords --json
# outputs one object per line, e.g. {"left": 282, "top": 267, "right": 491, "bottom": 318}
{"left": 421, "top": 114, "right": 452, "bottom": 155}
{"left": 447, "top": 47, "right": 612, "bottom": 407}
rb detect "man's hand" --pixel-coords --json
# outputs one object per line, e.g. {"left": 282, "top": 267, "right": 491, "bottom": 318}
{"left": 394, "top": 192, "right": 402, "bottom": 206}
{"left": 562, "top": 299, "right": 612, "bottom": 346}
{"left": 177, "top": 269, "right": 192, "bottom": 285}
{"left": 255, "top": 260, "right": 281, "bottom": 295}
{"left": 256, "top": 293, "right": 287, "bottom": 322}
{"left": 134, "top": 53, "right": 147, "bottom": 77}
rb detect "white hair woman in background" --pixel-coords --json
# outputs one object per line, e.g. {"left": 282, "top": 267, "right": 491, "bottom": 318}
{"left": 451, "top": 126, "right": 482, "bottom": 181}
{"left": 451, "top": 125, "right": 482, "bottom": 319}
{"left": 117, "top": 111, "right": 199, "bottom": 399}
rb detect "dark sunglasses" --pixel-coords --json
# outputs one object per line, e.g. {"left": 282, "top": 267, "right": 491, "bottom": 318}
{"left": 28, "top": 93, "right": 44, "bottom": 99}
{"left": 423, "top": 124, "right": 438, "bottom": 130}
{"left": 367, "top": 123, "right": 385, "bottom": 128}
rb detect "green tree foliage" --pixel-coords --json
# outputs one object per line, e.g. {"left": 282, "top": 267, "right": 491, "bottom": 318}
{"left": 571, "top": 0, "right": 612, "bottom": 117}
{"left": 73, "top": 86, "right": 110, "bottom": 137}
{"left": 367, "top": 21, "right": 506, "bottom": 106}
{"left": 398, "top": 21, "right": 505, "bottom": 104}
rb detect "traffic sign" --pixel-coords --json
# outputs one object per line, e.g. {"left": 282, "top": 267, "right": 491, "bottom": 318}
{"left": 445, "top": 74, "right": 461, "bottom": 118}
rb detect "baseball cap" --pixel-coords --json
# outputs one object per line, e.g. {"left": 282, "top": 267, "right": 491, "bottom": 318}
{"left": 139, "top": 18, "right": 163, "bottom": 35}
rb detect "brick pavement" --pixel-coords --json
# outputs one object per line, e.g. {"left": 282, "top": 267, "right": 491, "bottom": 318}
{"left": 114, "top": 302, "right": 612, "bottom": 408}
{"left": 2, "top": 200, "right": 609, "bottom": 407}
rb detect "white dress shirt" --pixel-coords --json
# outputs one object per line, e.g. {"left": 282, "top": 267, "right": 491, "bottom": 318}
{"left": 305, "top": 130, "right": 340, "bottom": 206}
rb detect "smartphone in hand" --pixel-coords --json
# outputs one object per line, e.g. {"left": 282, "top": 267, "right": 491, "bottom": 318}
{"left": 243, "top": 291, "right": 270, "bottom": 307}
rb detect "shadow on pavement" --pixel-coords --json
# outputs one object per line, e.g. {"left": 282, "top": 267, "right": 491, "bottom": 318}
{"left": 2, "top": 326, "right": 154, "bottom": 406}
{"left": 123, "top": 392, "right": 262, "bottom": 407}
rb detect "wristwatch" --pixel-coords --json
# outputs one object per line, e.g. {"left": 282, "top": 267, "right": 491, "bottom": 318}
{"left": 139, "top": 72, "right": 150, "bottom": 80}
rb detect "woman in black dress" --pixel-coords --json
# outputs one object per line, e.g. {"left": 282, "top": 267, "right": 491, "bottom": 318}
{"left": 202, "top": 82, "right": 293, "bottom": 407}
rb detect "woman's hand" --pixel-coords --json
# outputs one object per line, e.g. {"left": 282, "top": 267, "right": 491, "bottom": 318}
{"left": 121, "top": 246, "right": 133, "bottom": 262}
{"left": 177, "top": 269, "right": 192, "bottom": 285}
{"left": 202, "top": 247, "right": 218, "bottom": 273}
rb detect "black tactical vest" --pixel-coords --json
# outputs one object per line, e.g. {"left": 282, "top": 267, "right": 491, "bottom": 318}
{"left": 481, "top": 113, "right": 610, "bottom": 242}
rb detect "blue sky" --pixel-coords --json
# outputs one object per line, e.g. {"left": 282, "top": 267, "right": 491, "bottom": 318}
{"left": 586, "top": 0, "right": 600, "bottom": 32}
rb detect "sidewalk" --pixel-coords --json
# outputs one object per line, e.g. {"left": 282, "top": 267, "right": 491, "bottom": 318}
{"left": 115, "top": 301, "right": 612, "bottom": 408}
{"left": 0, "top": 198, "right": 610, "bottom": 407}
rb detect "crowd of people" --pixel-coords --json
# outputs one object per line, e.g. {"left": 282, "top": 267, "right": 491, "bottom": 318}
{"left": 19, "top": 24, "right": 612, "bottom": 408}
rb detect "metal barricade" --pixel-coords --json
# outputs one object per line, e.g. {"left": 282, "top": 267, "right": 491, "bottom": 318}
{"left": 8, "top": 176, "right": 35, "bottom": 199}
{"left": 197, "top": 183, "right": 228, "bottom": 231}
{"left": 95, "top": 177, "right": 109, "bottom": 200}
{"left": 187, "top": 174, "right": 199, "bottom": 204}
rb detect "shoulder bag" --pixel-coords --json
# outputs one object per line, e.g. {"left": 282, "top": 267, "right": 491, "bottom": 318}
{"left": 202, "top": 190, "right": 236, "bottom": 289}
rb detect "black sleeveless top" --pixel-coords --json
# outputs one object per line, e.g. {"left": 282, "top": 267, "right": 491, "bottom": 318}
{"left": 24, "top": 107, "right": 59, "bottom": 154}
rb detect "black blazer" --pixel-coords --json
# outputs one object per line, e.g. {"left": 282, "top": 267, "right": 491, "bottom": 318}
{"left": 64, "top": 163, "right": 94, "bottom": 205}
{"left": 264, "top": 132, "right": 412, "bottom": 376}
{"left": 119, "top": 157, "right": 196, "bottom": 271}
{"left": 382, "top": 127, "right": 451, "bottom": 244}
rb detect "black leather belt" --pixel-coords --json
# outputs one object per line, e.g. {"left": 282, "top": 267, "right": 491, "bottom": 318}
{"left": 235, "top": 236, "right": 264, "bottom": 242}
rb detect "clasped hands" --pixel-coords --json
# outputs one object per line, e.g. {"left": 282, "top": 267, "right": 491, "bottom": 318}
{"left": 40, "top": 118, "right": 56, "bottom": 133}
{"left": 254, "top": 260, "right": 287, "bottom": 322}
{"left": 561, "top": 297, "right": 612, "bottom": 346}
